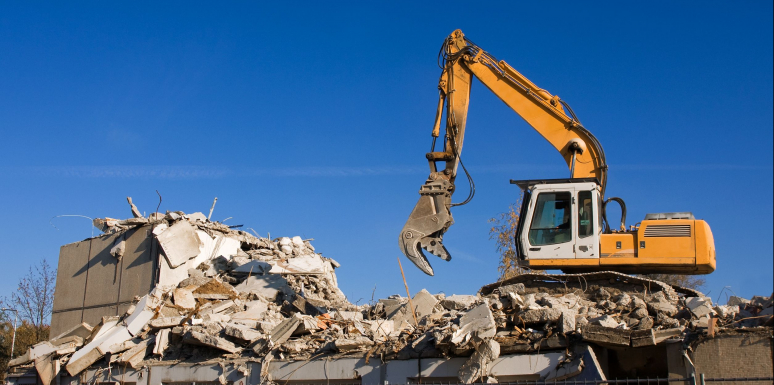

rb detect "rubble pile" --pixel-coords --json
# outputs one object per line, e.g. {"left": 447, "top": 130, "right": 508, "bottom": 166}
{"left": 7, "top": 207, "right": 774, "bottom": 384}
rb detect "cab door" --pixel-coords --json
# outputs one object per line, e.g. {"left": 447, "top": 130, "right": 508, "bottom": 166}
{"left": 575, "top": 189, "right": 600, "bottom": 259}
{"left": 522, "top": 188, "right": 576, "bottom": 259}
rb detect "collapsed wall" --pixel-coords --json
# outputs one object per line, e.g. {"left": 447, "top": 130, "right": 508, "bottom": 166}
{"left": 7, "top": 202, "right": 774, "bottom": 384}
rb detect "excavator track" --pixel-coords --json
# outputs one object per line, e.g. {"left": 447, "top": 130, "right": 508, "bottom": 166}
{"left": 479, "top": 271, "right": 703, "bottom": 301}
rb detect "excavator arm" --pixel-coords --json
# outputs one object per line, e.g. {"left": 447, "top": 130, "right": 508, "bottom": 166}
{"left": 400, "top": 30, "right": 608, "bottom": 275}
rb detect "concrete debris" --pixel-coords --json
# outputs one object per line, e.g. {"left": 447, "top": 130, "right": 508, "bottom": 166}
{"left": 334, "top": 335, "right": 374, "bottom": 352}
{"left": 451, "top": 303, "right": 496, "bottom": 346}
{"left": 458, "top": 339, "right": 500, "bottom": 383}
{"left": 153, "top": 329, "right": 170, "bottom": 357}
{"left": 441, "top": 294, "right": 478, "bottom": 310}
{"left": 182, "top": 330, "right": 241, "bottom": 354}
{"left": 20, "top": 207, "right": 774, "bottom": 382}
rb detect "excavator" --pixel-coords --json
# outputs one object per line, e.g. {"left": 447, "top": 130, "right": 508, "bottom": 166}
{"left": 399, "top": 30, "right": 716, "bottom": 277}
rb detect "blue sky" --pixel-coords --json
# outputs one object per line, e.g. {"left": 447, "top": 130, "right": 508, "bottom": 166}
{"left": 1, "top": 2, "right": 771, "bottom": 307}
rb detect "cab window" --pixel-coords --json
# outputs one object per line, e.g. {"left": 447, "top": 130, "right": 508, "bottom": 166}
{"left": 578, "top": 191, "right": 593, "bottom": 238}
{"left": 528, "top": 192, "right": 572, "bottom": 246}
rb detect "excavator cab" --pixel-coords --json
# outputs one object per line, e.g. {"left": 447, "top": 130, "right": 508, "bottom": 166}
{"left": 513, "top": 179, "right": 602, "bottom": 265}
{"left": 512, "top": 179, "right": 716, "bottom": 274}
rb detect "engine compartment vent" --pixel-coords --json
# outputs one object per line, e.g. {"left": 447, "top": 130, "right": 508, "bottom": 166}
{"left": 644, "top": 212, "right": 695, "bottom": 220}
{"left": 643, "top": 224, "right": 692, "bottom": 237}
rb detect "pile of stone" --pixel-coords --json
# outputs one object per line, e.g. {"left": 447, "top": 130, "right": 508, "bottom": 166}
{"left": 7, "top": 205, "right": 773, "bottom": 384}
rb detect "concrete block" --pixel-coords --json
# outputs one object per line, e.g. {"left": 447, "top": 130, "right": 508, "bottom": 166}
{"left": 451, "top": 303, "right": 496, "bottom": 346}
{"left": 631, "top": 329, "right": 656, "bottom": 347}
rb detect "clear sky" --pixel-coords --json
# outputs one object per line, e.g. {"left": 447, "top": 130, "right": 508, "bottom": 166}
{"left": 1, "top": 2, "right": 771, "bottom": 308}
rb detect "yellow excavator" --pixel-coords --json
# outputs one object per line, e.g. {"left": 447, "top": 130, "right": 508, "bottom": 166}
{"left": 399, "top": 30, "right": 716, "bottom": 276}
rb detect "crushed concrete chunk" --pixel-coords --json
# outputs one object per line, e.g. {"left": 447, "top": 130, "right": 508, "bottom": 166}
{"left": 727, "top": 296, "right": 750, "bottom": 307}
{"left": 231, "top": 300, "right": 268, "bottom": 322}
{"left": 153, "top": 329, "right": 170, "bottom": 357}
{"left": 157, "top": 220, "right": 202, "bottom": 268}
{"left": 236, "top": 275, "right": 292, "bottom": 300}
{"left": 591, "top": 315, "right": 619, "bottom": 328}
{"left": 686, "top": 297, "right": 714, "bottom": 318}
{"left": 117, "top": 337, "right": 154, "bottom": 369}
{"left": 334, "top": 335, "right": 374, "bottom": 352}
{"left": 225, "top": 323, "right": 262, "bottom": 342}
{"left": 441, "top": 295, "right": 478, "bottom": 310}
{"left": 519, "top": 308, "right": 563, "bottom": 324}
{"left": 174, "top": 288, "right": 196, "bottom": 309}
{"left": 631, "top": 329, "right": 656, "bottom": 347}
{"left": 183, "top": 330, "right": 240, "bottom": 354}
{"left": 582, "top": 324, "right": 631, "bottom": 347}
{"left": 253, "top": 315, "right": 302, "bottom": 354}
{"left": 451, "top": 303, "right": 496, "bottom": 346}
{"left": 458, "top": 339, "right": 500, "bottom": 383}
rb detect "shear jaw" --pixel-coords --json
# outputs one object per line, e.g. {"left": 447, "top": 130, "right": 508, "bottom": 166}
{"left": 398, "top": 179, "right": 454, "bottom": 276}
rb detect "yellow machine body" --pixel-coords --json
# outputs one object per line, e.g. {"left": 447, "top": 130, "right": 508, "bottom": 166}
{"left": 524, "top": 219, "right": 716, "bottom": 274}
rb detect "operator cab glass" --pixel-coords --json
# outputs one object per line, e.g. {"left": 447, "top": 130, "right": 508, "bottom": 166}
{"left": 528, "top": 192, "right": 572, "bottom": 246}
{"left": 578, "top": 191, "right": 593, "bottom": 238}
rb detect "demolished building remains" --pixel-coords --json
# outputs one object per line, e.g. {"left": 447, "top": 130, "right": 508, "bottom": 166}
{"left": 6, "top": 200, "right": 774, "bottom": 384}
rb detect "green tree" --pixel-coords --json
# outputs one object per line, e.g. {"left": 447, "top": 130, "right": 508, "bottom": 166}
{"left": 0, "top": 259, "right": 56, "bottom": 376}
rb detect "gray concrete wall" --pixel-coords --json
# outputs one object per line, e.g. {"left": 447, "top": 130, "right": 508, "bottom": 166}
{"left": 51, "top": 225, "right": 156, "bottom": 336}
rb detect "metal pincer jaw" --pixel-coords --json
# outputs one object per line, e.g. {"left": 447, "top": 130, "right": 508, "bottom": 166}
{"left": 398, "top": 180, "right": 454, "bottom": 276}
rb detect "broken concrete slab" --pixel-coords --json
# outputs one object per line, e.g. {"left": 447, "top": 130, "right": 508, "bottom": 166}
{"left": 727, "top": 296, "right": 750, "bottom": 307}
{"left": 149, "top": 317, "right": 184, "bottom": 328}
{"left": 153, "top": 329, "right": 170, "bottom": 357}
{"left": 174, "top": 288, "right": 196, "bottom": 309}
{"left": 224, "top": 323, "right": 262, "bottom": 342}
{"left": 518, "top": 308, "right": 563, "bottom": 325}
{"left": 117, "top": 337, "right": 154, "bottom": 368}
{"left": 157, "top": 220, "right": 202, "bottom": 268}
{"left": 232, "top": 260, "right": 272, "bottom": 275}
{"left": 231, "top": 300, "right": 269, "bottom": 322}
{"left": 51, "top": 322, "right": 93, "bottom": 342}
{"left": 441, "top": 294, "right": 478, "bottom": 310}
{"left": 34, "top": 353, "right": 56, "bottom": 385}
{"left": 183, "top": 330, "right": 240, "bottom": 354}
{"left": 458, "top": 339, "right": 500, "bottom": 383}
{"left": 686, "top": 297, "right": 714, "bottom": 318}
{"left": 559, "top": 310, "right": 577, "bottom": 334}
{"left": 253, "top": 315, "right": 303, "bottom": 354}
{"left": 631, "top": 329, "right": 656, "bottom": 347}
{"left": 268, "top": 254, "right": 327, "bottom": 275}
{"left": 581, "top": 324, "right": 631, "bottom": 347}
{"left": 590, "top": 315, "right": 620, "bottom": 328}
{"left": 67, "top": 323, "right": 131, "bottom": 376}
{"left": 451, "top": 303, "right": 496, "bottom": 346}
{"left": 235, "top": 274, "right": 292, "bottom": 300}
{"left": 334, "top": 335, "right": 374, "bottom": 352}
